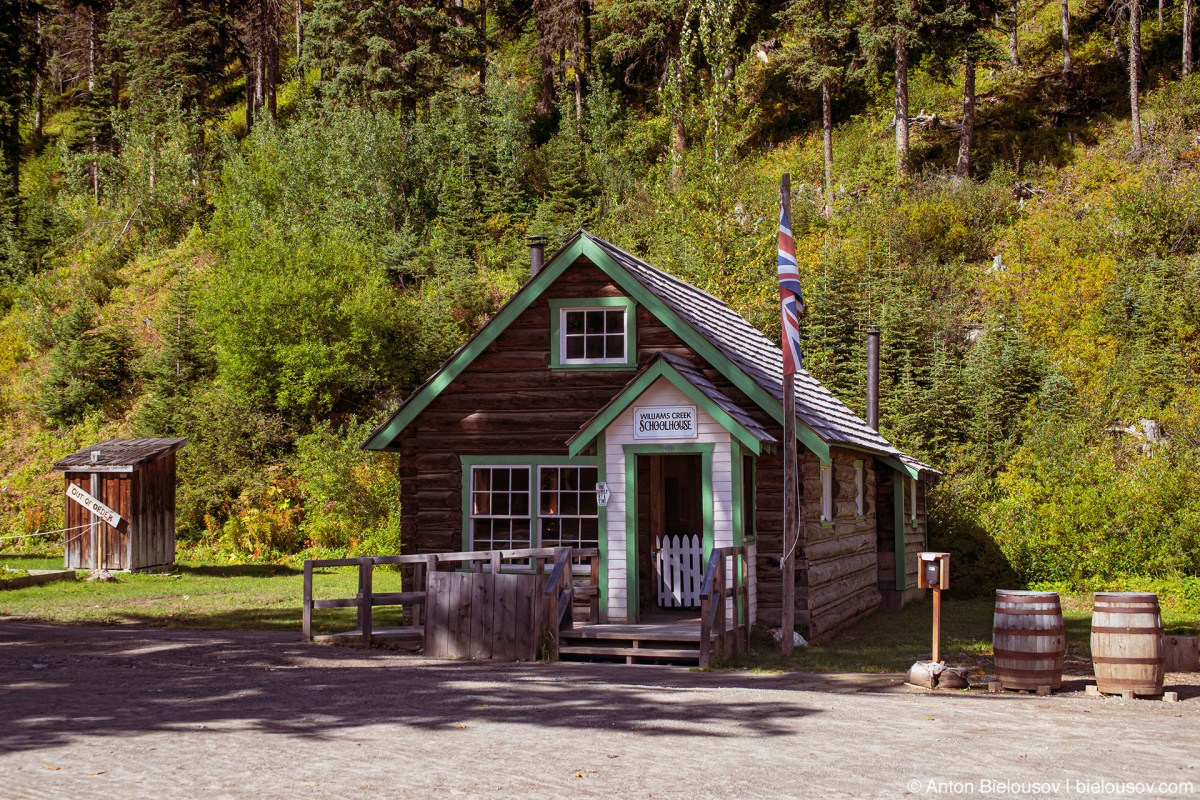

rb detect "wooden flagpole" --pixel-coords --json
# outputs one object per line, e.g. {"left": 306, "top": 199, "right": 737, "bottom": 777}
{"left": 781, "top": 173, "right": 797, "bottom": 657}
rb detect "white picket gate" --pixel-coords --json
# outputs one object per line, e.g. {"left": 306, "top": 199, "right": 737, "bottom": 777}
{"left": 656, "top": 534, "right": 704, "bottom": 607}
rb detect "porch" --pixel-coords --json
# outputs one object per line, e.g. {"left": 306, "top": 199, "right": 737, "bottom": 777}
{"left": 301, "top": 545, "right": 751, "bottom": 667}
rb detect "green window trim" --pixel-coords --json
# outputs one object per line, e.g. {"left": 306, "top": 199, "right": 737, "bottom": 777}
{"left": 458, "top": 454, "right": 602, "bottom": 582}
{"left": 549, "top": 297, "right": 638, "bottom": 371}
{"left": 621, "top": 442, "right": 714, "bottom": 623}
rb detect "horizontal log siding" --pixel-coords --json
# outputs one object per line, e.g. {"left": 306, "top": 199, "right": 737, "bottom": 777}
{"left": 803, "top": 449, "right": 881, "bottom": 640}
{"left": 395, "top": 260, "right": 700, "bottom": 558}
{"left": 390, "top": 257, "right": 891, "bottom": 633}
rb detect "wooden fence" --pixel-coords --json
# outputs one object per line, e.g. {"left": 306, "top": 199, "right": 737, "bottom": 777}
{"left": 697, "top": 545, "right": 752, "bottom": 668}
{"left": 302, "top": 547, "right": 599, "bottom": 657}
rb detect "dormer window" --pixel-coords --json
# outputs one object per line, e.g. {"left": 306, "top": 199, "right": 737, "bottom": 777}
{"left": 549, "top": 297, "right": 638, "bottom": 370}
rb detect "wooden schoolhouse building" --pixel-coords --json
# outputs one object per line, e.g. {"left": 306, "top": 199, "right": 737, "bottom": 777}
{"left": 363, "top": 231, "right": 938, "bottom": 641}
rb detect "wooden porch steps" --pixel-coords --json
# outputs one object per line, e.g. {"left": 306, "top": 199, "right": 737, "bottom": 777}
{"left": 558, "top": 622, "right": 706, "bottom": 665}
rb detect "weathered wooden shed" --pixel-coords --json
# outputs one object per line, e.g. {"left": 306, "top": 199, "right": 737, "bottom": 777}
{"left": 362, "top": 231, "right": 939, "bottom": 647}
{"left": 52, "top": 438, "right": 187, "bottom": 572}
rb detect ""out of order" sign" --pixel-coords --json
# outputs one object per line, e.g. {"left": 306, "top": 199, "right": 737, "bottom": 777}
{"left": 66, "top": 483, "right": 123, "bottom": 528}
{"left": 633, "top": 405, "right": 698, "bottom": 440}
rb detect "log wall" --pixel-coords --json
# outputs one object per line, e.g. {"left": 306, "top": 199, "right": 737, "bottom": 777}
{"left": 391, "top": 257, "right": 895, "bottom": 636}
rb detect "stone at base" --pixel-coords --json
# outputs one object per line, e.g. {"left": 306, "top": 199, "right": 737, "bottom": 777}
{"left": 1036, "top": 686, "right": 1051, "bottom": 696}
{"left": 1085, "top": 685, "right": 1100, "bottom": 696}
{"left": 1121, "top": 690, "right": 1136, "bottom": 701}
{"left": 1164, "top": 692, "right": 1179, "bottom": 703}
{"left": 988, "top": 682, "right": 1001, "bottom": 693}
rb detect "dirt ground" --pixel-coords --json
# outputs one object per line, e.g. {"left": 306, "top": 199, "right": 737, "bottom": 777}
{"left": 1, "top": 623, "right": 1198, "bottom": 800}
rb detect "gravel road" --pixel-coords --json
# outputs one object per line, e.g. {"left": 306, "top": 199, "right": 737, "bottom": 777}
{"left": 1, "top": 623, "right": 1197, "bottom": 800}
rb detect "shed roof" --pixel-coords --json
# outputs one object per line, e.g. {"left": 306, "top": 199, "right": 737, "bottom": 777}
{"left": 52, "top": 438, "right": 188, "bottom": 472}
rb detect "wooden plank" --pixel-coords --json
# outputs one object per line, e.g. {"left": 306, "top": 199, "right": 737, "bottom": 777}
{"left": 515, "top": 574, "right": 536, "bottom": 661}
{"left": 425, "top": 572, "right": 448, "bottom": 657}
{"left": 361, "top": 562, "right": 373, "bottom": 648}
{"left": 494, "top": 573, "right": 517, "bottom": 661}
{"left": 442, "top": 571, "right": 461, "bottom": 657}
{"left": 470, "top": 571, "right": 494, "bottom": 659}
{"left": 455, "top": 573, "right": 474, "bottom": 657}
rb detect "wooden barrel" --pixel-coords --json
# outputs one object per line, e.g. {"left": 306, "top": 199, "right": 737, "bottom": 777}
{"left": 993, "top": 590, "right": 1065, "bottom": 690}
{"left": 1091, "top": 592, "right": 1165, "bottom": 696}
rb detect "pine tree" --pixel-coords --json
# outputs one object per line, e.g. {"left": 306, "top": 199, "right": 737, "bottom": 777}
{"left": 136, "top": 281, "right": 211, "bottom": 435}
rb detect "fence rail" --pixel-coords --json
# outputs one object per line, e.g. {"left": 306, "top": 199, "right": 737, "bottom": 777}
{"left": 302, "top": 547, "right": 600, "bottom": 650}
{"left": 697, "top": 545, "right": 751, "bottom": 668}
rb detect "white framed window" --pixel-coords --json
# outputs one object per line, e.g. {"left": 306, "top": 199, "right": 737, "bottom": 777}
{"left": 469, "top": 466, "right": 532, "bottom": 551}
{"left": 909, "top": 477, "right": 917, "bottom": 523}
{"left": 561, "top": 307, "right": 628, "bottom": 364}
{"left": 539, "top": 466, "right": 600, "bottom": 563}
{"left": 854, "top": 461, "right": 864, "bottom": 517}
{"left": 820, "top": 463, "right": 833, "bottom": 523}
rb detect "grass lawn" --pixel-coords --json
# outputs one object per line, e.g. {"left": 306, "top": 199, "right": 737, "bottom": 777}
{"left": 3, "top": 553, "right": 1198, "bottom": 672}
{"left": 0, "top": 554, "right": 410, "bottom": 635}
{"left": 733, "top": 593, "right": 1200, "bottom": 674}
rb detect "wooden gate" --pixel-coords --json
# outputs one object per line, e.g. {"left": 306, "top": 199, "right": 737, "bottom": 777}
{"left": 657, "top": 534, "right": 703, "bottom": 608}
{"left": 424, "top": 571, "right": 542, "bottom": 660}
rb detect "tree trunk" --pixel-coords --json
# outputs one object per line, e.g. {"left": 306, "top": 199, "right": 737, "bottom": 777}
{"left": 538, "top": 53, "right": 555, "bottom": 114}
{"left": 89, "top": 7, "right": 99, "bottom": 206}
{"left": 1062, "top": 0, "right": 1072, "bottom": 77}
{"left": 671, "top": 61, "right": 685, "bottom": 185}
{"left": 1112, "top": 17, "right": 1128, "bottom": 71}
{"left": 33, "top": 10, "right": 43, "bottom": 145}
{"left": 582, "top": 0, "right": 592, "bottom": 74}
{"left": 267, "top": 17, "right": 278, "bottom": 118}
{"left": 894, "top": 32, "right": 910, "bottom": 176}
{"left": 479, "top": 0, "right": 488, "bottom": 89}
{"left": 255, "top": 27, "right": 265, "bottom": 116}
{"left": 574, "top": 58, "right": 583, "bottom": 130}
{"left": 1185, "top": 0, "right": 1193, "bottom": 76}
{"left": 954, "top": 51, "right": 976, "bottom": 189}
{"left": 1009, "top": 1, "right": 1021, "bottom": 66}
{"left": 245, "top": 64, "right": 255, "bottom": 132}
{"left": 1131, "top": 0, "right": 1143, "bottom": 150}
{"left": 296, "top": 0, "right": 303, "bottom": 62}
{"left": 821, "top": 78, "right": 833, "bottom": 216}
{"left": 1160, "top": 0, "right": 1164, "bottom": 27}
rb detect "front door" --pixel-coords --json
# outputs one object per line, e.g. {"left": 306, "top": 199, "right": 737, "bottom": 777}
{"left": 636, "top": 454, "right": 703, "bottom": 611}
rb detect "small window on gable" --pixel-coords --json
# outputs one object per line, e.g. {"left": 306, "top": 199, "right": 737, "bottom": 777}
{"left": 550, "top": 298, "right": 637, "bottom": 370}
{"left": 563, "top": 308, "right": 626, "bottom": 363}
{"left": 910, "top": 477, "right": 918, "bottom": 523}
{"left": 854, "top": 460, "right": 864, "bottom": 517}
{"left": 821, "top": 464, "right": 833, "bottom": 523}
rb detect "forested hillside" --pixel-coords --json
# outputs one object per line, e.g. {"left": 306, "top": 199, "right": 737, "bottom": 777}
{"left": 1, "top": 0, "right": 1198, "bottom": 595}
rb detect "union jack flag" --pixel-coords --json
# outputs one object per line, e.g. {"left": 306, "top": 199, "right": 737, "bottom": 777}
{"left": 778, "top": 200, "right": 805, "bottom": 375}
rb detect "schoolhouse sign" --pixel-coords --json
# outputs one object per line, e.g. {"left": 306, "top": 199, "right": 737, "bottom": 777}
{"left": 633, "top": 405, "right": 697, "bottom": 440}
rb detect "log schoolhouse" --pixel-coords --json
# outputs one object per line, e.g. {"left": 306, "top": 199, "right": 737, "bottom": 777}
{"left": 363, "top": 231, "right": 938, "bottom": 640}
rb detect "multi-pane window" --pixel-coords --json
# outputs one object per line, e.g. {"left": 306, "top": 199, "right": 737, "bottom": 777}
{"left": 562, "top": 308, "right": 626, "bottom": 363}
{"left": 539, "top": 466, "right": 599, "bottom": 551}
{"left": 470, "top": 467, "right": 531, "bottom": 550}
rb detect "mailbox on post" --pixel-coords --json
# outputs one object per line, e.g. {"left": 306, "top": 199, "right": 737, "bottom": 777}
{"left": 918, "top": 552, "right": 950, "bottom": 590}
{"left": 918, "top": 552, "right": 951, "bottom": 663}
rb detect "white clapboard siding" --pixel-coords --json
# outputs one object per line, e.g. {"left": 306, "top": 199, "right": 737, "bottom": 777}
{"left": 604, "top": 377, "right": 737, "bottom": 621}
{"left": 657, "top": 534, "right": 704, "bottom": 607}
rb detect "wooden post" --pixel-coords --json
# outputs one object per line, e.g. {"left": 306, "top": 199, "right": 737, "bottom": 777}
{"left": 589, "top": 552, "right": 600, "bottom": 623}
{"left": 781, "top": 173, "right": 797, "bottom": 658}
{"left": 359, "top": 559, "right": 373, "bottom": 648}
{"left": 90, "top": 472, "right": 102, "bottom": 570}
{"left": 932, "top": 587, "right": 942, "bottom": 664}
{"left": 302, "top": 559, "right": 313, "bottom": 642}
